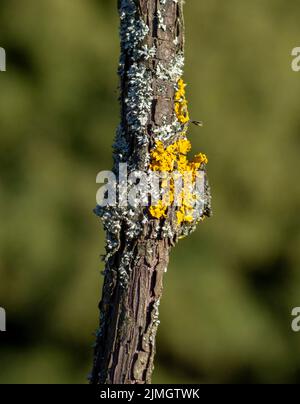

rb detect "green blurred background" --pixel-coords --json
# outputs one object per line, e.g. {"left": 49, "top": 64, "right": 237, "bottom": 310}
{"left": 0, "top": 0, "right": 300, "bottom": 384}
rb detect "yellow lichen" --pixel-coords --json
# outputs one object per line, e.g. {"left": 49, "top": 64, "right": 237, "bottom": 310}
{"left": 149, "top": 138, "right": 192, "bottom": 173}
{"left": 193, "top": 153, "right": 208, "bottom": 166}
{"left": 149, "top": 138, "right": 208, "bottom": 224}
{"left": 175, "top": 78, "right": 190, "bottom": 124}
{"left": 149, "top": 200, "right": 168, "bottom": 219}
{"left": 149, "top": 78, "right": 208, "bottom": 224}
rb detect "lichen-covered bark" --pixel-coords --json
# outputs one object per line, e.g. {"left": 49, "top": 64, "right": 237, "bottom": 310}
{"left": 91, "top": 226, "right": 170, "bottom": 384}
{"left": 91, "top": 0, "right": 211, "bottom": 384}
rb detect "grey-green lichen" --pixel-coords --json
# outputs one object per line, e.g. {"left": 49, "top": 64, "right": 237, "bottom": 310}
{"left": 96, "top": 0, "right": 154, "bottom": 279}
{"left": 95, "top": 0, "right": 211, "bottom": 284}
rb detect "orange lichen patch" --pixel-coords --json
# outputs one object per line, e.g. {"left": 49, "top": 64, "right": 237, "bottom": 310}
{"left": 149, "top": 78, "right": 207, "bottom": 223}
{"left": 176, "top": 193, "right": 193, "bottom": 225}
{"left": 149, "top": 200, "right": 168, "bottom": 219}
{"left": 175, "top": 78, "right": 190, "bottom": 124}
{"left": 177, "top": 206, "right": 194, "bottom": 225}
{"left": 193, "top": 153, "right": 208, "bottom": 166}
{"left": 149, "top": 138, "right": 208, "bottom": 224}
{"left": 149, "top": 139, "right": 191, "bottom": 172}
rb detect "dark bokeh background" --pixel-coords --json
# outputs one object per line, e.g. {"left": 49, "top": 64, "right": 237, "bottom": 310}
{"left": 0, "top": 0, "right": 300, "bottom": 383}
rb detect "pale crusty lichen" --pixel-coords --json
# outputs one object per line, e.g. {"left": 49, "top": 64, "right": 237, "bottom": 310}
{"left": 96, "top": 0, "right": 154, "bottom": 278}
{"left": 96, "top": 1, "right": 211, "bottom": 280}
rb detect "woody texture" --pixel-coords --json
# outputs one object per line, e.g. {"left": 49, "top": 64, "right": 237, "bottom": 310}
{"left": 91, "top": 0, "right": 211, "bottom": 384}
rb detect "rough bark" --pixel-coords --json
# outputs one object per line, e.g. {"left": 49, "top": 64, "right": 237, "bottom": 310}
{"left": 91, "top": 0, "right": 210, "bottom": 384}
{"left": 91, "top": 227, "right": 170, "bottom": 384}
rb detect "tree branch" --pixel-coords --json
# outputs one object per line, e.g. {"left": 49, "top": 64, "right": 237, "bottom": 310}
{"left": 91, "top": 0, "right": 211, "bottom": 384}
